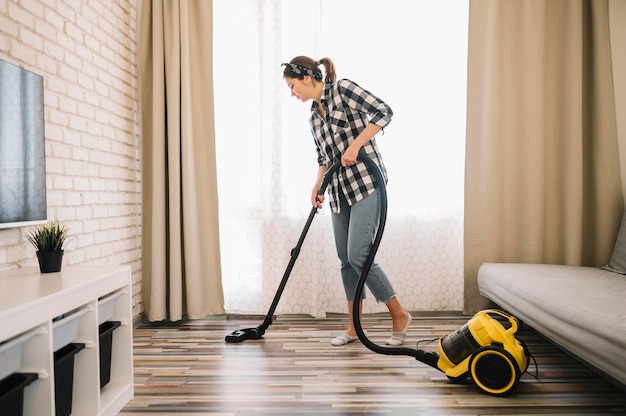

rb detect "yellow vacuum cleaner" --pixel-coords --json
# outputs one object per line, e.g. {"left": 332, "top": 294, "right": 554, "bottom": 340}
{"left": 413, "top": 309, "right": 530, "bottom": 396}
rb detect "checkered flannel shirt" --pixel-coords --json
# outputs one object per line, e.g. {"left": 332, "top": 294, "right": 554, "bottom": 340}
{"left": 310, "top": 78, "right": 393, "bottom": 213}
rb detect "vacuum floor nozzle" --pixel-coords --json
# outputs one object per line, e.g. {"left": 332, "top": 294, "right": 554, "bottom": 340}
{"left": 225, "top": 327, "right": 264, "bottom": 343}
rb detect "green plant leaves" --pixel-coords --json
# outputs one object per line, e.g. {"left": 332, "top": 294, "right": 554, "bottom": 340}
{"left": 26, "top": 221, "right": 69, "bottom": 252}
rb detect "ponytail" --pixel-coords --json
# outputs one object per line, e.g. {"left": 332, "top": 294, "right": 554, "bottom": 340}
{"left": 317, "top": 57, "right": 336, "bottom": 83}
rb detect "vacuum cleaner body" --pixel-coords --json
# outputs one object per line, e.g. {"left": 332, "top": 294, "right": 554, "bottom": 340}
{"left": 416, "top": 309, "right": 529, "bottom": 396}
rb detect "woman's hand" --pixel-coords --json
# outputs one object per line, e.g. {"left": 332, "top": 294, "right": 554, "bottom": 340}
{"left": 311, "top": 165, "right": 327, "bottom": 211}
{"left": 342, "top": 123, "right": 382, "bottom": 166}
{"left": 311, "top": 183, "right": 324, "bottom": 211}
{"left": 341, "top": 144, "right": 359, "bottom": 167}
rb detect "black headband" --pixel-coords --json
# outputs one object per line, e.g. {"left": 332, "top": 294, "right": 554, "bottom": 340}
{"left": 281, "top": 63, "right": 323, "bottom": 80}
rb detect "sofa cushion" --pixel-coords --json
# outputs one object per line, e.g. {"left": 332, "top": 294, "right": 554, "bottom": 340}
{"left": 603, "top": 212, "right": 626, "bottom": 274}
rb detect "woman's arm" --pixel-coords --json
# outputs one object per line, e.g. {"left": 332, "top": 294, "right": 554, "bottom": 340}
{"left": 341, "top": 123, "right": 381, "bottom": 166}
{"left": 335, "top": 79, "right": 391, "bottom": 166}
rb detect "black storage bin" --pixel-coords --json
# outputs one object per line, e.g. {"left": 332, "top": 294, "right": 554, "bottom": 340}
{"left": 99, "top": 321, "right": 121, "bottom": 388}
{"left": 54, "top": 342, "right": 85, "bottom": 416}
{"left": 0, "top": 372, "right": 38, "bottom": 416}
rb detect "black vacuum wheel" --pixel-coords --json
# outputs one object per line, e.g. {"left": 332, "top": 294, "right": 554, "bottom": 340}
{"left": 468, "top": 345, "right": 521, "bottom": 396}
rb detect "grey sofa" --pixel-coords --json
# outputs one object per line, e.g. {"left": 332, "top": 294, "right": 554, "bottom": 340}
{"left": 477, "top": 215, "right": 626, "bottom": 390}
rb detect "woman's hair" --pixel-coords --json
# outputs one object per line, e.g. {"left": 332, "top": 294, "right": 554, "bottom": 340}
{"left": 282, "top": 56, "right": 336, "bottom": 83}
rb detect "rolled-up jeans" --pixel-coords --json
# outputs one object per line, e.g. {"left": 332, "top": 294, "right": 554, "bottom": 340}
{"left": 331, "top": 188, "right": 396, "bottom": 302}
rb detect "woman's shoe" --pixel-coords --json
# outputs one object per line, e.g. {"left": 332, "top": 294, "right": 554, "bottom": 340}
{"left": 385, "top": 312, "right": 412, "bottom": 346}
{"left": 331, "top": 333, "right": 358, "bottom": 346}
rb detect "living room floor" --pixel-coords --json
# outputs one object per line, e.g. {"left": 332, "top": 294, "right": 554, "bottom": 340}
{"left": 120, "top": 313, "right": 626, "bottom": 415}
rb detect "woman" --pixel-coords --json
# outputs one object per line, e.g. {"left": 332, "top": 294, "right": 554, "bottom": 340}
{"left": 282, "top": 56, "right": 412, "bottom": 346}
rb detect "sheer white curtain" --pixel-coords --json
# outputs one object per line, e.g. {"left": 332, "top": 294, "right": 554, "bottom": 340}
{"left": 214, "top": 0, "right": 468, "bottom": 316}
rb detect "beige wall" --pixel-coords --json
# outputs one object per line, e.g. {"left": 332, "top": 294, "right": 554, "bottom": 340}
{"left": 0, "top": 0, "right": 143, "bottom": 319}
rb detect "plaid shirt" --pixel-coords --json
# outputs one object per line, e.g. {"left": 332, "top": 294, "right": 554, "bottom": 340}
{"left": 310, "top": 79, "right": 393, "bottom": 213}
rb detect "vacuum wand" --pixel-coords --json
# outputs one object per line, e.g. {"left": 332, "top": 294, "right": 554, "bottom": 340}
{"left": 225, "top": 161, "right": 342, "bottom": 343}
{"left": 225, "top": 204, "right": 318, "bottom": 343}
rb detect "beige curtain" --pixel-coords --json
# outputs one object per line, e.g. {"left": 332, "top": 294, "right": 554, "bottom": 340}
{"left": 465, "top": 0, "right": 623, "bottom": 313}
{"left": 139, "top": 0, "right": 224, "bottom": 321}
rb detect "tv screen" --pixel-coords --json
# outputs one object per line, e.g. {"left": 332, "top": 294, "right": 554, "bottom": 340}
{"left": 0, "top": 59, "right": 47, "bottom": 229}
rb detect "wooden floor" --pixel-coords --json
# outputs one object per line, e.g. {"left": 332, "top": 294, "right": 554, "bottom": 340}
{"left": 120, "top": 313, "right": 626, "bottom": 415}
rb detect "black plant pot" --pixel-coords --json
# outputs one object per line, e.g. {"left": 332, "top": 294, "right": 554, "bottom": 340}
{"left": 37, "top": 250, "right": 64, "bottom": 273}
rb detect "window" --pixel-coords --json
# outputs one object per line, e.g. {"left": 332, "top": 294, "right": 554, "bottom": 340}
{"left": 214, "top": 0, "right": 468, "bottom": 315}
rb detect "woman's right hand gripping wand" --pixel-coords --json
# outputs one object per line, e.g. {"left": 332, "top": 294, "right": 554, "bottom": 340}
{"left": 311, "top": 165, "right": 328, "bottom": 212}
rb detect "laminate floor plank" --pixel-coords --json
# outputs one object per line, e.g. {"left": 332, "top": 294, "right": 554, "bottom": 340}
{"left": 120, "top": 314, "right": 626, "bottom": 415}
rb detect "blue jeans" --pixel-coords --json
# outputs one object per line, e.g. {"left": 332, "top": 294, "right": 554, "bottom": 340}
{"left": 331, "top": 188, "right": 396, "bottom": 302}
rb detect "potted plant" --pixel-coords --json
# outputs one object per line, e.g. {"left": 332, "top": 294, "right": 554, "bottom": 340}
{"left": 26, "top": 221, "right": 69, "bottom": 273}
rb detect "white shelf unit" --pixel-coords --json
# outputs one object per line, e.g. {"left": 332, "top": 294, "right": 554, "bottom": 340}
{"left": 0, "top": 266, "right": 134, "bottom": 416}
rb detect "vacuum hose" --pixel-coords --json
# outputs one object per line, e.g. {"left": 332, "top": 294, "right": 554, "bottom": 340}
{"left": 226, "top": 155, "right": 434, "bottom": 361}
{"left": 349, "top": 156, "right": 429, "bottom": 360}
{"left": 349, "top": 163, "right": 531, "bottom": 397}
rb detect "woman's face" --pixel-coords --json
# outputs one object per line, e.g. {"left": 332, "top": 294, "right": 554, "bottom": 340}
{"left": 285, "top": 76, "right": 312, "bottom": 102}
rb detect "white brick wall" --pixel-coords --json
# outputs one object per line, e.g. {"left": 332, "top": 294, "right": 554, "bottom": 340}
{"left": 0, "top": 0, "right": 143, "bottom": 319}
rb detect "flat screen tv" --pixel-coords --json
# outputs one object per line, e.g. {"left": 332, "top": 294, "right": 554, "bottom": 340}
{"left": 0, "top": 58, "right": 47, "bottom": 229}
